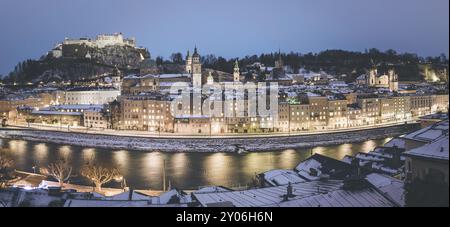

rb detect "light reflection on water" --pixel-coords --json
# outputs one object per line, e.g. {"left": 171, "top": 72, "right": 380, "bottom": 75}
{"left": 58, "top": 145, "right": 73, "bottom": 160}
{"left": 0, "top": 137, "right": 391, "bottom": 190}
{"left": 204, "top": 153, "right": 234, "bottom": 186}
{"left": 81, "top": 148, "right": 96, "bottom": 163}
{"left": 278, "top": 149, "right": 299, "bottom": 168}
{"left": 171, "top": 153, "right": 188, "bottom": 178}
{"left": 242, "top": 152, "right": 275, "bottom": 178}
{"left": 33, "top": 143, "right": 49, "bottom": 164}
{"left": 7, "top": 140, "right": 28, "bottom": 167}
{"left": 140, "top": 152, "right": 164, "bottom": 189}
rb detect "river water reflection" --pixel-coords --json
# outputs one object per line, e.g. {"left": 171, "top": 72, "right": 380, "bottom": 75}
{"left": 0, "top": 137, "right": 391, "bottom": 190}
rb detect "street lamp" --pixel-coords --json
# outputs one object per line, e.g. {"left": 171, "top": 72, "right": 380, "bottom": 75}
{"left": 158, "top": 120, "right": 161, "bottom": 137}
{"left": 114, "top": 175, "right": 127, "bottom": 191}
{"left": 288, "top": 104, "right": 291, "bottom": 136}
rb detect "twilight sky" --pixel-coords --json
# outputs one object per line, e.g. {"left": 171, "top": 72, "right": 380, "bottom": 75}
{"left": 0, "top": 0, "right": 448, "bottom": 76}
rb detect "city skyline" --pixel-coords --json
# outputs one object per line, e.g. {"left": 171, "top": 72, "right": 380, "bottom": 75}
{"left": 0, "top": 0, "right": 448, "bottom": 209}
{"left": 0, "top": 0, "right": 449, "bottom": 76}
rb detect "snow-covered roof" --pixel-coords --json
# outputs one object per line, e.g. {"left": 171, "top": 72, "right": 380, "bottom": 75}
{"left": 141, "top": 74, "right": 158, "bottom": 78}
{"left": 64, "top": 199, "right": 188, "bottom": 207}
{"left": 365, "top": 173, "right": 405, "bottom": 206}
{"left": 193, "top": 180, "right": 343, "bottom": 207}
{"left": 404, "top": 135, "right": 449, "bottom": 161}
{"left": 419, "top": 113, "right": 449, "bottom": 121}
{"left": 285, "top": 73, "right": 302, "bottom": 79}
{"left": 341, "top": 155, "right": 352, "bottom": 164}
{"left": 194, "top": 186, "right": 231, "bottom": 194}
{"left": 105, "top": 190, "right": 150, "bottom": 201}
{"left": 83, "top": 108, "right": 103, "bottom": 113}
{"left": 384, "top": 138, "right": 406, "bottom": 149}
{"left": 266, "top": 187, "right": 396, "bottom": 207}
{"left": 151, "top": 189, "right": 191, "bottom": 204}
{"left": 330, "top": 83, "right": 348, "bottom": 88}
{"left": 159, "top": 74, "right": 191, "bottom": 79}
{"left": 266, "top": 77, "right": 293, "bottom": 81}
{"left": 370, "top": 162, "right": 400, "bottom": 174}
{"left": 31, "top": 110, "right": 83, "bottom": 116}
{"left": 306, "top": 92, "right": 321, "bottom": 97}
{"left": 356, "top": 74, "right": 366, "bottom": 80}
{"left": 159, "top": 82, "right": 177, "bottom": 87}
{"left": 295, "top": 159, "right": 323, "bottom": 181}
{"left": 124, "top": 74, "right": 139, "bottom": 79}
{"left": 295, "top": 154, "right": 353, "bottom": 181}
{"left": 403, "top": 120, "right": 448, "bottom": 143}
{"left": 174, "top": 115, "right": 210, "bottom": 119}
{"left": 261, "top": 169, "right": 306, "bottom": 186}
{"left": 415, "top": 129, "right": 445, "bottom": 141}
{"left": 66, "top": 87, "right": 119, "bottom": 92}
{"left": 53, "top": 104, "right": 104, "bottom": 110}
{"left": 370, "top": 148, "right": 396, "bottom": 159}
{"left": 355, "top": 153, "right": 386, "bottom": 162}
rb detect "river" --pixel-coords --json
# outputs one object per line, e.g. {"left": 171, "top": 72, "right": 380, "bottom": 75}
{"left": 0, "top": 137, "right": 392, "bottom": 190}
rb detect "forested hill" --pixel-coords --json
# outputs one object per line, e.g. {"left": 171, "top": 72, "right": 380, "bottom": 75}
{"left": 2, "top": 47, "right": 448, "bottom": 84}
{"left": 199, "top": 49, "right": 449, "bottom": 82}
{"left": 3, "top": 44, "right": 150, "bottom": 84}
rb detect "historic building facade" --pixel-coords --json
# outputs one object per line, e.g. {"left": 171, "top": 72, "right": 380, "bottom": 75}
{"left": 365, "top": 69, "right": 399, "bottom": 92}
{"left": 185, "top": 47, "right": 202, "bottom": 87}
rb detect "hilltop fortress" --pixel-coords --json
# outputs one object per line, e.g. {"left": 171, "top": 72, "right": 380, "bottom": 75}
{"left": 50, "top": 33, "right": 146, "bottom": 61}
{"left": 63, "top": 32, "right": 136, "bottom": 48}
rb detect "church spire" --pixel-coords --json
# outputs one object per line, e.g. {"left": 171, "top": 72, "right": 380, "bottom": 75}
{"left": 193, "top": 46, "right": 198, "bottom": 55}
{"left": 233, "top": 59, "right": 240, "bottom": 82}
{"left": 192, "top": 46, "right": 200, "bottom": 59}
{"left": 275, "top": 49, "right": 284, "bottom": 70}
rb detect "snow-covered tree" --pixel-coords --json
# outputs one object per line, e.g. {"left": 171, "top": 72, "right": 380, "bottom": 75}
{"left": 0, "top": 150, "right": 16, "bottom": 188}
{"left": 81, "top": 162, "right": 121, "bottom": 192}
{"left": 40, "top": 159, "right": 73, "bottom": 187}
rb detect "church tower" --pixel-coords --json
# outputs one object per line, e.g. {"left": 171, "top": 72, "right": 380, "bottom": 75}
{"left": 367, "top": 68, "right": 377, "bottom": 87}
{"left": 274, "top": 49, "right": 284, "bottom": 69}
{"left": 191, "top": 47, "right": 202, "bottom": 87}
{"left": 233, "top": 59, "right": 240, "bottom": 82}
{"left": 388, "top": 69, "right": 399, "bottom": 92}
{"left": 111, "top": 65, "right": 123, "bottom": 90}
{"left": 185, "top": 50, "right": 192, "bottom": 74}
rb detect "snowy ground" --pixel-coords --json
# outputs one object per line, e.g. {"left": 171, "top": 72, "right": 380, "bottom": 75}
{"left": 0, "top": 124, "right": 419, "bottom": 152}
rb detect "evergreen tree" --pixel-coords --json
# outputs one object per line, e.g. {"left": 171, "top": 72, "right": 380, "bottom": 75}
{"left": 170, "top": 52, "right": 183, "bottom": 64}
{"left": 156, "top": 56, "right": 164, "bottom": 66}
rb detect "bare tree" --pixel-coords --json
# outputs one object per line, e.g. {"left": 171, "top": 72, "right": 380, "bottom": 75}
{"left": 0, "top": 150, "right": 15, "bottom": 188}
{"left": 40, "top": 159, "right": 72, "bottom": 187}
{"left": 81, "top": 162, "right": 121, "bottom": 192}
